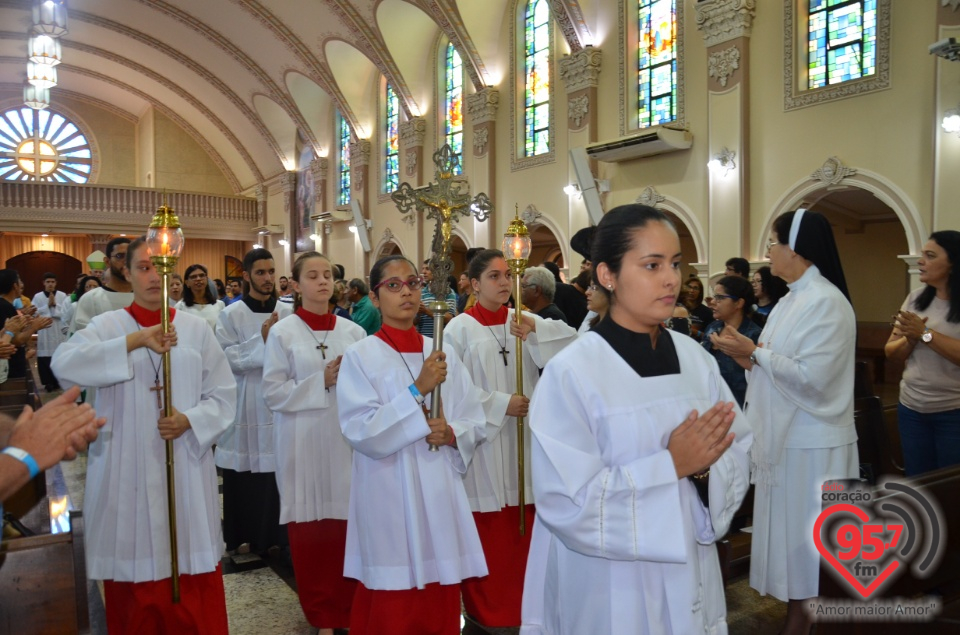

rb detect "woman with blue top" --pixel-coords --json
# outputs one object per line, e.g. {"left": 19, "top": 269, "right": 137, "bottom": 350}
{"left": 702, "top": 275, "right": 762, "bottom": 407}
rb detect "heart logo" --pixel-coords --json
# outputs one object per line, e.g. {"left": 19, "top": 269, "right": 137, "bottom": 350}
{"left": 813, "top": 503, "right": 901, "bottom": 599}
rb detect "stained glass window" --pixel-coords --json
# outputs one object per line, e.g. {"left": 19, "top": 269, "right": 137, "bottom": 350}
{"left": 637, "top": 0, "right": 677, "bottom": 129}
{"left": 524, "top": 0, "right": 550, "bottom": 157}
{"left": 384, "top": 84, "right": 400, "bottom": 193}
{"left": 808, "top": 0, "right": 877, "bottom": 89}
{"left": 0, "top": 107, "right": 91, "bottom": 182}
{"left": 338, "top": 113, "right": 351, "bottom": 206}
{"left": 444, "top": 42, "right": 464, "bottom": 175}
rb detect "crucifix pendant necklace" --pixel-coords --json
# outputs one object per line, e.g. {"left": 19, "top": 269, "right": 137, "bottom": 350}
{"left": 134, "top": 322, "right": 164, "bottom": 410}
{"left": 299, "top": 317, "right": 331, "bottom": 359}
{"left": 379, "top": 328, "right": 425, "bottom": 389}
{"left": 478, "top": 310, "right": 510, "bottom": 366}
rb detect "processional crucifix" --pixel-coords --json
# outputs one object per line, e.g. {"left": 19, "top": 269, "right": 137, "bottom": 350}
{"left": 391, "top": 144, "right": 492, "bottom": 451}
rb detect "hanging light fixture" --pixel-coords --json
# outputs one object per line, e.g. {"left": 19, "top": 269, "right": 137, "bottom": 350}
{"left": 28, "top": 34, "right": 62, "bottom": 66}
{"left": 27, "top": 61, "right": 57, "bottom": 89}
{"left": 31, "top": 0, "right": 68, "bottom": 38}
{"left": 24, "top": 82, "right": 50, "bottom": 109}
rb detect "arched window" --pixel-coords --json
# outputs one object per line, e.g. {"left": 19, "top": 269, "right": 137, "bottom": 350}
{"left": 637, "top": 0, "right": 677, "bottom": 128}
{"left": 524, "top": 0, "right": 550, "bottom": 157}
{"left": 807, "top": 0, "right": 877, "bottom": 89}
{"left": 444, "top": 42, "right": 464, "bottom": 174}
{"left": 337, "top": 112, "right": 351, "bottom": 207}
{"left": 384, "top": 83, "right": 400, "bottom": 193}
{"left": 0, "top": 106, "right": 92, "bottom": 182}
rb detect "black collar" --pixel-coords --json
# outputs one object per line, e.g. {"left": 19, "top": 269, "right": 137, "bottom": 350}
{"left": 242, "top": 294, "right": 277, "bottom": 314}
{"left": 593, "top": 318, "right": 680, "bottom": 377}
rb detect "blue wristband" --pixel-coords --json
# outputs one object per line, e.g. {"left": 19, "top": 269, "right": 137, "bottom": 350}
{"left": 2, "top": 447, "right": 40, "bottom": 479}
{"left": 4, "top": 330, "right": 13, "bottom": 338}
{"left": 408, "top": 383, "right": 425, "bottom": 405}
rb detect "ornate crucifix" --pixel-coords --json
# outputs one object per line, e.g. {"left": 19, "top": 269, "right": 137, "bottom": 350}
{"left": 392, "top": 144, "right": 493, "bottom": 449}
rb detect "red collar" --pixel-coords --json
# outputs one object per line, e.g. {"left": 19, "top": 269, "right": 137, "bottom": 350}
{"left": 375, "top": 323, "right": 424, "bottom": 353}
{"left": 125, "top": 302, "right": 174, "bottom": 327}
{"left": 295, "top": 307, "right": 335, "bottom": 330}
{"left": 466, "top": 301, "right": 508, "bottom": 326}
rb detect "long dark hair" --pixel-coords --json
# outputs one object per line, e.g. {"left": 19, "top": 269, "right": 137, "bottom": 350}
{"left": 467, "top": 249, "right": 505, "bottom": 282}
{"left": 913, "top": 230, "right": 960, "bottom": 322}
{"left": 182, "top": 264, "right": 217, "bottom": 306}
{"left": 75, "top": 275, "right": 102, "bottom": 300}
{"left": 773, "top": 210, "right": 850, "bottom": 302}
{"left": 591, "top": 204, "right": 674, "bottom": 304}
{"left": 716, "top": 275, "right": 755, "bottom": 318}
{"left": 755, "top": 265, "right": 788, "bottom": 306}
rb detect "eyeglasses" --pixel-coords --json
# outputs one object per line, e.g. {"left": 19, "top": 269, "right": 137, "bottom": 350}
{"left": 767, "top": 241, "right": 781, "bottom": 251}
{"left": 587, "top": 284, "right": 598, "bottom": 291}
{"left": 374, "top": 277, "right": 425, "bottom": 293}
{"left": 187, "top": 274, "right": 208, "bottom": 281}
{"left": 713, "top": 294, "right": 740, "bottom": 302}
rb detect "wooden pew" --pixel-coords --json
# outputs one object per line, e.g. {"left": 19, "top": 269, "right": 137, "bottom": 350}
{"left": 0, "top": 511, "right": 90, "bottom": 634}
{"left": 817, "top": 466, "right": 960, "bottom": 633}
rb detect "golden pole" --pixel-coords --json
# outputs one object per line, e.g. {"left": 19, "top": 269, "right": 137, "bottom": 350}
{"left": 147, "top": 203, "right": 183, "bottom": 603}
{"left": 503, "top": 208, "right": 531, "bottom": 536}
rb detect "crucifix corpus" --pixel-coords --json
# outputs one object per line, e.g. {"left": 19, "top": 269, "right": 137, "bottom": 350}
{"left": 391, "top": 144, "right": 493, "bottom": 450}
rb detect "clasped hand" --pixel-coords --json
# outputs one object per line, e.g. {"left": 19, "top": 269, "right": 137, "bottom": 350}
{"left": 668, "top": 402, "right": 736, "bottom": 479}
{"left": 892, "top": 310, "right": 927, "bottom": 342}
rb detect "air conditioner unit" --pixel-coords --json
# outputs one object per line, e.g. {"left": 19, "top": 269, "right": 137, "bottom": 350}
{"left": 309, "top": 210, "right": 352, "bottom": 223}
{"left": 586, "top": 126, "right": 693, "bottom": 163}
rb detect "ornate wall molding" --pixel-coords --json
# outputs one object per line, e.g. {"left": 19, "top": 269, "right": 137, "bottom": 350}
{"left": 311, "top": 157, "right": 329, "bottom": 182}
{"left": 423, "top": 0, "right": 491, "bottom": 89}
{"left": 399, "top": 117, "right": 427, "bottom": 149}
{"left": 521, "top": 204, "right": 543, "bottom": 225}
{"left": 569, "top": 94, "right": 589, "bottom": 129}
{"left": 466, "top": 88, "right": 500, "bottom": 125}
{"left": 255, "top": 183, "right": 268, "bottom": 225}
{"left": 405, "top": 150, "right": 418, "bottom": 177}
{"left": 695, "top": 0, "right": 757, "bottom": 48}
{"left": 708, "top": 46, "right": 741, "bottom": 88}
{"left": 783, "top": 0, "right": 891, "bottom": 111}
{"left": 550, "top": 0, "right": 593, "bottom": 53}
{"left": 350, "top": 140, "right": 373, "bottom": 168}
{"left": 559, "top": 47, "right": 602, "bottom": 93}
{"left": 811, "top": 156, "right": 857, "bottom": 185}
{"left": 473, "top": 126, "right": 490, "bottom": 156}
{"left": 636, "top": 186, "right": 666, "bottom": 208}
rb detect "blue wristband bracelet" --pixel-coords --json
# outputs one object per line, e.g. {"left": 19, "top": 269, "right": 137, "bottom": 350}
{"left": 4, "top": 330, "right": 13, "bottom": 338}
{"left": 408, "top": 383, "right": 425, "bottom": 405}
{"left": 2, "top": 447, "right": 40, "bottom": 479}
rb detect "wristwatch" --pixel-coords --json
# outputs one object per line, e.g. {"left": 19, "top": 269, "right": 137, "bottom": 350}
{"left": 922, "top": 328, "right": 933, "bottom": 344}
{"left": 749, "top": 348, "right": 759, "bottom": 367}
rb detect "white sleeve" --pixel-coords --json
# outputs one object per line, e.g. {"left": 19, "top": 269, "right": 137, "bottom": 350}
{"left": 261, "top": 327, "right": 329, "bottom": 413}
{"left": 337, "top": 345, "right": 432, "bottom": 460}
{"left": 524, "top": 312, "right": 578, "bottom": 368}
{"left": 180, "top": 325, "right": 237, "bottom": 453}
{"left": 51, "top": 320, "right": 135, "bottom": 388}
{"left": 216, "top": 310, "right": 266, "bottom": 374}
{"left": 529, "top": 361, "right": 688, "bottom": 563}
{"left": 446, "top": 319, "right": 511, "bottom": 442}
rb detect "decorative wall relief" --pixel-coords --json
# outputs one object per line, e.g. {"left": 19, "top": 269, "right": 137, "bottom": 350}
{"left": 695, "top": 0, "right": 757, "bottom": 48}
{"left": 811, "top": 156, "right": 857, "bottom": 185}
{"left": 636, "top": 186, "right": 666, "bottom": 208}
{"left": 708, "top": 46, "right": 741, "bottom": 87}
{"left": 473, "top": 127, "right": 490, "bottom": 156}
{"left": 558, "top": 47, "right": 602, "bottom": 93}
{"left": 405, "top": 150, "right": 418, "bottom": 177}
{"left": 569, "top": 95, "right": 590, "bottom": 128}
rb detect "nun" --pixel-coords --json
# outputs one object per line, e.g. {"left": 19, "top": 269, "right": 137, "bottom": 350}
{"left": 711, "top": 209, "right": 858, "bottom": 635}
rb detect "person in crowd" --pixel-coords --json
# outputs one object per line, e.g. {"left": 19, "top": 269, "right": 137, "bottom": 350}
{"left": 681, "top": 276, "right": 713, "bottom": 340}
{"left": 52, "top": 236, "right": 236, "bottom": 634}
{"left": 168, "top": 272, "right": 184, "bottom": 305}
{"left": 328, "top": 281, "right": 351, "bottom": 319}
{"left": 416, "top": 260, "right": 457, "bottom": 338}
{"left": 570, "top": 269, "right": 591, "bottom": 295}
{"left": 751, "top": 265, "right": 789, "bottom": 326}
{"left": 711, "top": 209, "right": 857, "bottom": 635}
{"left": 261, "top": 251, "right": 365, "bottom": 634}
{"left": 64, "top": 275, "right": 103, "bottom": 330}
{"left": 176, "top": 264, "right": 225, "bottom": 330}
{"left": 457, "top": 272, "right": 471, "bottom": 314}
{"left": 0, "top": 385, "right": 106, "bottom": 503}
{"left": 346, "top": 278, "right": 381, "bottom": 336}
{"left": 725, "top": 257, "right": 750, "bottom": 278}
{"left": 215, "top": 248, "right": 292, "bottom": 558}
{"left": 460, "top": 248, "right": 484, "bottom": 313}
{"left": 214, "top": 278, "right": 227, "bottom": 301}
{"left": 337, "top": 255, "right": 487, "bottom": 635}
{"left": 886, "top": 230, "right": 960, "bottom": 475}
{"left": 71, "top": 237, "right": 133, "bottom": 333}
{"left": 522, "top": 204, "right": 752, "bottom": 634}
{"left": 333, "top": 280, "right": 352, "bottom": 315}
{"left": 446, "top": 249, "right": 577, "bottom": 631}
{"left": 701, "top": 276, "right": 762, "bottom": 407}
{"left": 32, "top": 272, "right": 69, "bottom": 392}
{"left": 278, "top": 275, "right": 295, "bottom": 304}
{"left": 0, "top": 270, "right": 51, "bottom": 380}
{"left": 225, "top": 279, "right": 243, "bottom": 305}
{"left": 333, "top": 264, "right": 346, "bottom": 281}
{"left": 541, "top": 261, "right": 587, "bottom": 329}
{"left": 520, "top": 266, "right": 567, "bottom": 322}
{"left": 577, "top": 281, "right": 608, "bottom": 334}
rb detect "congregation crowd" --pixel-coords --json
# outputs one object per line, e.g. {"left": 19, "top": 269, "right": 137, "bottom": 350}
{"left": 0, "top": 205, "right": 958, "bottom": 635}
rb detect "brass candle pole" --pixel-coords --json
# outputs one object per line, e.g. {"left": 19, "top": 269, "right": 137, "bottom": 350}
{"left": 502, "top": 207, "right": 532, "bottom": 535}
{"left": 146, "top": 201, "right": 185, "bottom": 602}
{"left": 392, "top": 145, "right": 492, "bottom": 450}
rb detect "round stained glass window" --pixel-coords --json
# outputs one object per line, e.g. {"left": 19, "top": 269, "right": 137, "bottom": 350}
{"left": 0, "top": 107, "right": 92, "bottom": 183}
